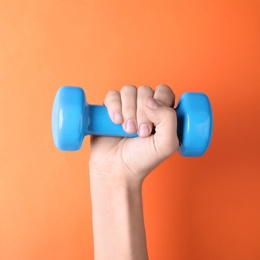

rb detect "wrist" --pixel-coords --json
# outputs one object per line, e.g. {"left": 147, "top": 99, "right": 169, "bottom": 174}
{"left": 89, "top": 170, "right": 143, "bottom": 207}
{"left": 89, "top": 165, "right": 145, "bottom": 190}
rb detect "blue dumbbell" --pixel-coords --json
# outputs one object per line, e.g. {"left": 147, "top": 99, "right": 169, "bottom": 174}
{"left": 52, "top": 86, "right": 213, "bottom": 156}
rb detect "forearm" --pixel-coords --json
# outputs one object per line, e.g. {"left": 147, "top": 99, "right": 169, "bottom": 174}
{"left": 90, "top": 171, "right": 148, "bottom": 260}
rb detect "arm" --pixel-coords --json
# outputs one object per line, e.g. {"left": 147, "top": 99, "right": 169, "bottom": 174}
{"left": 90, "top": 173, "right": 148, "bottom": 260}
{"left": 89, "top": 84, "right": 179, "bottom": 260}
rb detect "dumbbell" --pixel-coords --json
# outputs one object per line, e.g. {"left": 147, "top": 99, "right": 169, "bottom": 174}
{"left": 52, "top": 86, "right": 213, "bottom": 157}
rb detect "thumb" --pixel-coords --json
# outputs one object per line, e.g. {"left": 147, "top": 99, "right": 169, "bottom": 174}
{"left": 144, "top": 97, "right": 179, "bottom": 158}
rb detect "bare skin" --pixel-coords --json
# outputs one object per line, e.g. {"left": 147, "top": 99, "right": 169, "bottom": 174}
{"left": 89, "top": 84, "right": 179, "bottom": 260}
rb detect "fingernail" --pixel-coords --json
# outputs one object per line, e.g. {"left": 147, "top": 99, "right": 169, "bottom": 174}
{"left": 125, "top": 119, "right": 136, "bottom": 133}
{"left": 146, "top": 97, "right": 159, "bottom": 109}
{"left": 139, "top": 124, "right": 150, "bottom": 137}
{"left": 113, "top": 111, "right": 123, "bottom": 123}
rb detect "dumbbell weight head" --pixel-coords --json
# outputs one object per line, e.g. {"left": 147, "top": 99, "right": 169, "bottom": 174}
{"left": 175, "top": 92, "right": 213, "bottom": 156}
{"left": 52, "top": 87, "right": 86, "bottom": 151}
{"left": 52, "top": 86, "right": 213, "bottom": 156}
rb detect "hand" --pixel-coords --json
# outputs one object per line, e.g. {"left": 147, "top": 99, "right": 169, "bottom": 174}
{"left": 89, "top": 84, "right": 179, "bottom": 186}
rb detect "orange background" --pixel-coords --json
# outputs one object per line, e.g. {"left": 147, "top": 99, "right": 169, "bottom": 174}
{"left": 0, "top": 0, "right": 259, "bottom": 259}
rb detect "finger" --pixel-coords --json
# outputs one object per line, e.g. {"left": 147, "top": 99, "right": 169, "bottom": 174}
{"left": 136, "top": 86, "right": 154, "bottom": 137}
{"left": 120, "top": 85, "right": 137, "bottom": 133}
{"left": 153, "top": 84, "right": 175, "bottom": 107}
{"left": 104, "top": 90, "right": 123, "bottom": 124}
{"left": 144, "top": 97, "right": 179, "bottom": 158}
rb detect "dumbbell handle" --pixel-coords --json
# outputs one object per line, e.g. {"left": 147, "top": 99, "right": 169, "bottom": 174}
{"left": 86, "top": 105, "right": 139, "bottom": 137}
{"left": 85, "top": 104, "right": 185, "bottom": 141}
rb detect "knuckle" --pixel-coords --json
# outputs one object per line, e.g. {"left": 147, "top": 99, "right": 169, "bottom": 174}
{"left": 138, "top": 85, "right": 153, "bottom": 93}
{"left": 121, "top": 84, "right": 136, "bottom": 93}
{"left": 104, "top": 90, "right": 120, "bottom": 107}
{"left": 105, "top": 90, "right": 119, "bottom": 101}
{"left": 154, "top": 84, "right": 175, "bottom": 107}
{"left": 156, "top": 84, "right": 171, "bottom": 91}
{"left": 156, "top": 84, "right": 175, "bottom": 97}
{"left": 108, "top": 89, "right": 119, "bottom": 96}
